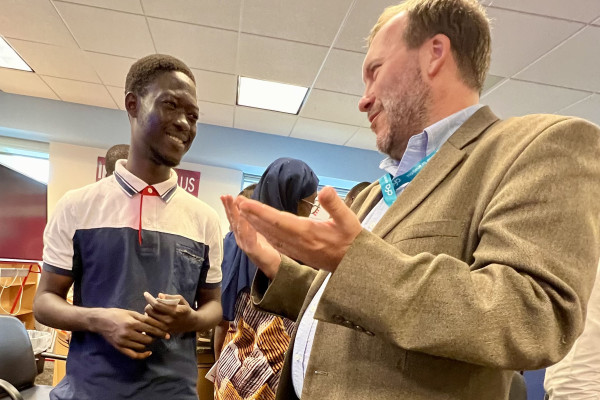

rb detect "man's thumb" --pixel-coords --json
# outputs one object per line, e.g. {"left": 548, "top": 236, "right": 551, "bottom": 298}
{"left": 318, "top": 186, "right": 351, "bottom": 222}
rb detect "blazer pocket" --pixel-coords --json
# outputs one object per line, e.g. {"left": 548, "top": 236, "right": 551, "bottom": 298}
{"left": 390, "top": 220, "right": 466, "bottom": 259}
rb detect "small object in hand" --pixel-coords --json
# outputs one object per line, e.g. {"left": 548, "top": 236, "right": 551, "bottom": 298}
{"left": 156, "top": 297, "right": 180, "bottom": 306}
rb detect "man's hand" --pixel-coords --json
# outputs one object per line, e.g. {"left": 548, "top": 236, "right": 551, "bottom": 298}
{"left": 143, "top": 292, "right": 197, "bottom": 334}
{"left": 91, "top": 308, "right": 169, "bottom": 359}
{"left": 221, "top": 194, "right": 282, "bottom": 279}
{"left": 225, "top": 186, "right": 363, "bottom": 273}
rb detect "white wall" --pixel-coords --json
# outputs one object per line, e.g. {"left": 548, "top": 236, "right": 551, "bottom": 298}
{"left": 48, "top": 142, "right": 242, "bottom": 234}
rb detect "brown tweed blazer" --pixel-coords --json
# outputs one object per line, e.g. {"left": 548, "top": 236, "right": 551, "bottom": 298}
{"left": 251, "top": 107, "right": 600, "bottom": 400}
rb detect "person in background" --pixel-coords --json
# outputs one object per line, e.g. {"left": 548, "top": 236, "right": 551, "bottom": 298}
{"left": 221, "top": 0, "right": 600, "bottom": 399}
{"left": 215, "top": 158, "right": 318, "bottom": 400}
{"left": 343, "top": 181, "right": 370, "bottom": 207}
{"left": 105, "top": 144, "right": 130, "bottom": 177}
{"left": 544, "top": 261, "right": 600, "bottom": 399}
{"left": 34, "top": 54, "right": 223, "bottom": 400}
{"left": 213, "top": 183, "right": 257, "bottom": 360}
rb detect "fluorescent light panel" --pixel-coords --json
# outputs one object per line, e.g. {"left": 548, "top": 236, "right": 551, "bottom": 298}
{"left": 0, "top": 36, "right": 32, "bottom": 72}
{"left": 237, "top": 76, "right": 308, "bottom": 114}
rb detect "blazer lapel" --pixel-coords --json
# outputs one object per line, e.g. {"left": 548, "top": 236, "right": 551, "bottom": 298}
{"left": 370, "top": 106, "right": 500, "bottom": 238}
{"left": 355, "top": 184, "right": 383, "bottom": 222}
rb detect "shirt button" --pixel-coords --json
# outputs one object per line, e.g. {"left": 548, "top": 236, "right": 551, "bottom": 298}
{"left": 294, "top": 354, "right": 301, "bottom": 361}
{"left": 148, "top": 188, "right": 153, "bottom": 194}
{"left": 342, "top": 320, "right": 354, "bottom": 328}
{"left": 365, "top": 330, "right": 375, "bottom": 336}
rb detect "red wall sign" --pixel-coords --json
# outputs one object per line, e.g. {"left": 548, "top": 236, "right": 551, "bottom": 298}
{"left": 96, "top": 157, "right": 201, "bottom": 197}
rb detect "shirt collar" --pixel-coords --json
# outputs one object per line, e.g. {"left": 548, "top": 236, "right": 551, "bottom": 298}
{"left": 379, "top": 104, "right": 484, "bottom": 176}
{"left": 113, "top": 159, "right": 178, "bottom": 203}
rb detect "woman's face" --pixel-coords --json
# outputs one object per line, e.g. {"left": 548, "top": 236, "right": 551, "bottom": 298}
{"left": 297, "top": 191, "right": 318, "bottom": 217}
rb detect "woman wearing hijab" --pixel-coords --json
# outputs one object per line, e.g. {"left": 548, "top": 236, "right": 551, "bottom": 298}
{"left": 214, "top": 158, "right": 318, "bottom": 400}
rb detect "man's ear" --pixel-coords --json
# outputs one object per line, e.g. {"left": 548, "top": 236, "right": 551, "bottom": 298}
{"left": 125, "top": 92, "right": 139, "bottom": 118}
{"left": 422, "top": 33, "right": 451, "bottom": 78}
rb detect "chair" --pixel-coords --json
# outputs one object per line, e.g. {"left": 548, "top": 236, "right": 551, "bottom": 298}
{"left": 0, "top": 316, "right": 53, "bottom": 400}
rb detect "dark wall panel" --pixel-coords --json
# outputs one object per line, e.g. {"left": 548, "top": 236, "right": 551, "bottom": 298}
{"left": 0, "top": 164, "right": 47, "bottom": 260}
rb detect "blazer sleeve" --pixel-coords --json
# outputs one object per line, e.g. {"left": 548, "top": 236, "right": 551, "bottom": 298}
{"left": 251, "top": 254, "right": 318, "bottom": 321}
{"left": 315, "top": 118, "right": 600, "bottom": 370}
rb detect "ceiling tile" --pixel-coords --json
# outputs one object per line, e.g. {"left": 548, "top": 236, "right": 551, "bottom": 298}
{"left": 192, "top": 69, "right": 237, "bottom": 105}
{"left": 40, "top": 76, "right": 118, "bottom": 108}
{"left": 238, "top": 34, "right": 328, "bottom": 87}
{"left": 559, "top": 94, "right": 600, "bottom": 127}
{"left": 515, "top": 26, "right": 600, "bottom": 92}
{"left": 85, "top": 52, "right": 134, "bottom": 87}
{"left": 198, "top": 102, "right": 234, "bottom": 127}
{"left": 486, "top": 7, "right": 583, "bottom": 77}
{"left": 481, "top": 79, "right": 590, "bottom": 119}
{"left": 241, "top": 0, "right": 353, "bottom": 46}
{"left": 148, "top": 18, "right": 237, "bottom": 74}
{"left": 300, "top": 89, "right": 365, "bottom": 126}
{"left": 0, "top": 68, "right": 59, "bottom": 100}
{"left": 345, "top": 127, "right": 378, "bottom": 151}
{"left": 334, "top": 0, "right": 398, "bottom": 53}
{"left": 482, "top": 1, "right": 600, "bottom": 23}
{"left": 8, "top": 39, "right": 100, "bottom": 83}
{"left": 290, "top": 118, "right": 358, "bottom": 145}
{"left": 481, "top": 74, "right": 505, "bottom": 95}
{"left": 234, "top": 107, "right": 296, "bottom": 136}
{"left": 105, "top": 86, "right": 125, "bottom": 110}
{"left": 314, "top": 49, "right": 365, "bottom": 96}
{"left": 0, "top": 0, "right": 77, "bottom": 47}
{"left": 54, "top": 1, "right": 155, "bottom": 58}
{"left": 142, "top": 0, "right": 241, "bottom": 30}
{"left": 59, "top": 0, "right": 143, "bottom": 14}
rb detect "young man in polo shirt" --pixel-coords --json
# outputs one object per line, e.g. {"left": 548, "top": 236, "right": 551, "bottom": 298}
{"left": 34, "top": 54, "right": 223, "bottom": 400}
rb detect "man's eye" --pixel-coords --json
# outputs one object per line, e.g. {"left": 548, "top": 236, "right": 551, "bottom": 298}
{"left": 372, "top": 66, "right": 380, "bottom": 79}
{"left": 189, "top": 114, "right": 199, "bottom": 122}
{"left": 164, "top": 101, "right": 176, "bottom": 109}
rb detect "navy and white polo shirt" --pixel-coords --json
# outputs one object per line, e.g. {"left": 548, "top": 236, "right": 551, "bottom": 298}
{"left": 43, "top": 160, "right": 222, "bottom": 400}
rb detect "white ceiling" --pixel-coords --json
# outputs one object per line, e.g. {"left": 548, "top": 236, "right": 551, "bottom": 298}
{"left": 1, "top": 0, "right": 600, "bottom": 153}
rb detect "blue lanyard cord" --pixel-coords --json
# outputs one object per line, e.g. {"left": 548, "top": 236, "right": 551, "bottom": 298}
{"left": 378, "top": 150, "right": 437, "bottom": 207}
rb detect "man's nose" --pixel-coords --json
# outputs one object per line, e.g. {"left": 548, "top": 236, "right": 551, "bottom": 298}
{"left": 174, "top": 112, "right": 190, "bottom": 131}
{"left": 358, "top": 92, "right": 373, "bottom": 113}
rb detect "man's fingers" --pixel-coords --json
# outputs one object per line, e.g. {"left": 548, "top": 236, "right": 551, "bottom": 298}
{"left": 220, "top": 195, "right": 236, "bottom": 225}
{"left": 138, "top": 319, "right": 170, "bottom": 339}
{"left": 118, "top": 346, "right": 152, "bottom": 360}
{"left": 122, "top": 335, "right": 152, "bottom": 349}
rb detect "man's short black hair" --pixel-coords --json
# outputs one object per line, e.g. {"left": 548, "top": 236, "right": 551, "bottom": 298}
{"left": 125, "top": 54, "right": 195, "bottom": 96}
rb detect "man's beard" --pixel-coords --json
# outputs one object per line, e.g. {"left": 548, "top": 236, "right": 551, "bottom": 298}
{"left": 377, "top": 67, "right": 431, "bottom": 160}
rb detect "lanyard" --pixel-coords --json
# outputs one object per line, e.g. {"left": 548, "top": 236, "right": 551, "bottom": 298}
{"left": 378, "top": 150, "right": 437, "bottom": 207}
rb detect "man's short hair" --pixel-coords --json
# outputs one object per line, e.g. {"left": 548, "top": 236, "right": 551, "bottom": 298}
{"left": 125, "top": 54, "right": 196, "bottom": 97}
{"left": 345, "top": 181, "right": 371, "bottom": 207}
{"left": 368, "top": 0, "right": 491, "bottom": 92}
{"left": 105, "top": 144, "right": 130, "bottom": 177}
{"left": 240, "top": 183, "right": 257, "bottom": 199}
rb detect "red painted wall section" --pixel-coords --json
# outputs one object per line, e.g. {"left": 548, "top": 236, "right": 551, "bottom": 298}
{"left": 0, "top": 164, "right": 47, "bottom": 260}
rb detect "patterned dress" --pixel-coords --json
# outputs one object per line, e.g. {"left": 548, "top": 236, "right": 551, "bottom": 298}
{"left": 215, "top": 290, "right": 295, "bottom": 400}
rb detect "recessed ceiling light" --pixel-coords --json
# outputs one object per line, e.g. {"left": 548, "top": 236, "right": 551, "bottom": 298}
{"left": 0, "top": 36, "right": 33, "bottom": 72}
{"left": 237, "top": 76, "right": 308, "bottom": 114}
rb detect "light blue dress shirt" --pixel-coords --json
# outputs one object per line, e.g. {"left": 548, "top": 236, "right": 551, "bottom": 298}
{"left": 290, "top": 104, "right": 484, "bottom": 398}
